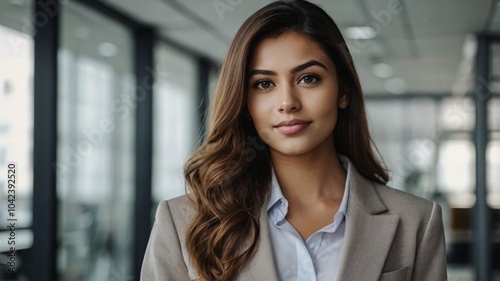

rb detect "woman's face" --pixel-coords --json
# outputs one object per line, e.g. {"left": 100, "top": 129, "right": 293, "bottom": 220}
{"left": 247, "top": 32, "right": 347, "bottom": 157}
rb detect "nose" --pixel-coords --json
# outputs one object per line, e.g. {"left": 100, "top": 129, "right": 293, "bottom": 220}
{"left": 277, "top": 85, "right": 301, "bottom": 113}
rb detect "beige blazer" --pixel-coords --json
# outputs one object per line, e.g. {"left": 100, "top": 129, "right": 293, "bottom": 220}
{"left": 141, "top": 165, "right": 447, "bottom": 281}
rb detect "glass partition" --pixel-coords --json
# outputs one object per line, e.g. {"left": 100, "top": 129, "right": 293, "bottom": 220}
{"left": 152, "top": 42, "right": 198, "bottom": 205}
{"left": 57, "top": 1, "right": 134, "bottom": 280}
{"left": 0, "top": 0, "right": 33, "bottom": 279}
{"left": 489, "top": 42, "right": 500, "bottom": 278}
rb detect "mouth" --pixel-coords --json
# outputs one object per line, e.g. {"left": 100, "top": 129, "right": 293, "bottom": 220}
{"left": 273, "top": 119, "right": 312, "bottom": 127}
{"left": 273, "top": 119, "right": 312, "bottom": 135}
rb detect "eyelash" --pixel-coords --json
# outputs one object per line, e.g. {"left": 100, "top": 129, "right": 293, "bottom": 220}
{"left": 252, "top": 74, "right": 322, "bottom": 91}
{"left": 253, "top": 79, "right": 273, "bottom": 90}
{"left": 299, "top": 74, "right": 321, "bottom": 84}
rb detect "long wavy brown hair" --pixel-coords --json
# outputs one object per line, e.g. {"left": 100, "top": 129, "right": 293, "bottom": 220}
{"left": 184, "top": 1, "right": 388, "bottom": 280}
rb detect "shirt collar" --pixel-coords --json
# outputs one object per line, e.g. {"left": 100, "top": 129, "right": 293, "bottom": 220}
{"left": 266, "top": 155, "right": 352, "bottom": 218}
{"left": 338, "top": 155, "right": 351, "bottom": 216}
{"left": 266, "top": 167, "right": 288, "bottom": 223}
{"left": 267, "top": 167, "right": 285, "bottom": 211}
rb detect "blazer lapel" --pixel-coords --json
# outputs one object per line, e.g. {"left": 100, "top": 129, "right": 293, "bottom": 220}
{"left": 336, "top": 165, "right": 400, "bottom": 281}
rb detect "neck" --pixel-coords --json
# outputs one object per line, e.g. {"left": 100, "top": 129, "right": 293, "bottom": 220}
{"left": 270, "top": 140, "right": 347, "bottom": 206}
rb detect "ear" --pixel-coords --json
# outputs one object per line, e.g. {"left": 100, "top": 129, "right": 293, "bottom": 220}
{"left": 338, "top": 93, "right": 349, "bottom": 109}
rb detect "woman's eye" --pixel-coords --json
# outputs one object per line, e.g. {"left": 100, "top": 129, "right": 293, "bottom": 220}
{"left": 299, "top": 75, "right": 320, "bottom": 84}
{"left": 254, "top": 80, "right": 274, "bottom": 90}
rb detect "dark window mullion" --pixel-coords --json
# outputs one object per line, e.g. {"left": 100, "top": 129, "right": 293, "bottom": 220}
{"left": 133, "top": 27, "right": 154, "bottom": 280}
{"left": 472, "top": 33, "right": 493, "bottom": 281}
{"left": 31, "top": 0, "right": 60, "bottom": 280}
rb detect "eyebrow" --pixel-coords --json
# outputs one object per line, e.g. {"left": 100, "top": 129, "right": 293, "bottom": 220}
{"left": 248, "top": 60, "right": 328, "bottom": 77}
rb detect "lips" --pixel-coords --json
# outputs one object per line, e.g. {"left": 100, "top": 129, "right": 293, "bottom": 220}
{"left": 273, "top": 119, "right": 312, "bottom": 135}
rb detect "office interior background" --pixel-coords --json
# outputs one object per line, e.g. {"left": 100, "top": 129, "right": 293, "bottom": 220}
{"left": 0, "top": 0, "right": 499, "bottom": 280}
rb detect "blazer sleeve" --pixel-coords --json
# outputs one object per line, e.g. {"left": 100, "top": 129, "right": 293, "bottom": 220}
{"left": 141, "top": 201, "right": 191, "bottom": 281}
{"left": 411, "top": 202, "right": 447, "bottom": 281}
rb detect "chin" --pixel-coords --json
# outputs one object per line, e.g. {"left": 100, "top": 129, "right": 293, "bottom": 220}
{"left": 268, "top": 136, "right": 334, "bottom": 157}
{"left": 269, "top": 145, "right": 311, "bottom": 157}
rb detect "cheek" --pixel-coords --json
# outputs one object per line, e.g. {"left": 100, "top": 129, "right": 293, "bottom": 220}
{"left": 305, "top": 93, "right": 337, "bottom": 116}
{"left": 251, "top": 106, "right": 272, "bottom": 136}
{"left": 247, "top": 96, "right": 270, "bottom": 124}
{"left": 247, "top": 97, "right": 276, "bottom": 142}
{"left": 319, "top": 86, "right": 340, "bottom": 119}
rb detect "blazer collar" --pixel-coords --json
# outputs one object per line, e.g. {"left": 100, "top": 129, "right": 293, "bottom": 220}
{"left": 347, "top": 161, "right": 388, "bottom": 215}
{"left": 242, "top": 161, "right": 400, "bottom": 281}
{"left": 335, "top": 163, "right": 400, "bottom": 281}
{"left": 247, "top": 160, "right": 399, "bottom": 281}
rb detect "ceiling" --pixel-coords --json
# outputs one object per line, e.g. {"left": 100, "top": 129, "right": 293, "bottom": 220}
{"left": 101, "top": 0, "right": 499, "bottom": 95}
{"left": 0, "top": 0, "right": 498, "bottom": 95}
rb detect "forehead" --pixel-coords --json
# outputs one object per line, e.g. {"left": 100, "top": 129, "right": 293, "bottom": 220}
{"left": 249, "top": 32, "right": 333, "bottom": 70}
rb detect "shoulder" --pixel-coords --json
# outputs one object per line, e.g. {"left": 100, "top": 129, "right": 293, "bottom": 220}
{"left": 371, "top": 182, "right": 442, "bottom": 231}
{"left": 141, "top": 194, "right": 194, "bottom": 279}
{"left": 154, "top": 194, "right": 195, "bottom": 228}
{"left": 348, "top": 161, "right": 439, "bottom": 222}
{"left": 375, "top": 183, "right": 435, "bottom": 210}
{"left": 374, "top": 183, "right": 437, "bottom": 212}
{"left": 346, "top": 158, "right": 439, "bottom": 223}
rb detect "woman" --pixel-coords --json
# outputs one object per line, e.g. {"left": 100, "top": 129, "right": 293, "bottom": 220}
{"left": 141, "top": 1, "right": 447, "bottom": 280}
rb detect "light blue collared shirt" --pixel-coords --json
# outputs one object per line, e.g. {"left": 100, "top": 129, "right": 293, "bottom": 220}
{"left": 267, "top": 156, "right": 352, "bottom": 281}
